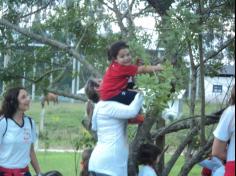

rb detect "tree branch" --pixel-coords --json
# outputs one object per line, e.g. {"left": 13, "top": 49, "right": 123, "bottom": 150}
{"left": 162, "top": 127, "right": 198, "bottom": 176}
{"left": 45, "top": 89, "right": 87, "bottom": 102}
{"left": 152, "top": 108, "right": 225, "bottom": 139}
{"left": 0, "top": 66, "right": 65, "bottom": 84}
{"left": 19, "top": 1, "right": 52, "bottom": 19}
{"left": 0, "top": 17, "right": 101, "bottom": 77}
{"left": 97, "top": 0, "right": 115, "bottom": 11}
{"left": 196, "top": 37, "right": 235, "bottom": 68}
{"left": 132, "top": 5, "right": 153, "bottom": 18}
{"left": 178, "top": 138, "right": 214, "bottom": 176}
{"left": 34, "top": 68, "right": 65, "bottom": 83}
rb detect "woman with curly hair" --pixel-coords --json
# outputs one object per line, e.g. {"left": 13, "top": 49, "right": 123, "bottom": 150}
{"left": 0, "top": 87, "right": 42, "bottom": 176}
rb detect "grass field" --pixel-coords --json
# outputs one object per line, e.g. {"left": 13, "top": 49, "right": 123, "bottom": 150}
{"left": 25, "top": 100, "right": 224, "bottom": 176}
{"left": 27, "top": 101, "right": 86, "bottom": 149}
{"left": 34, "top": 152, "right": 201, "bottom": 176}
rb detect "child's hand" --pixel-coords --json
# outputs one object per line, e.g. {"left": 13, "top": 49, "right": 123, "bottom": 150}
{"left": 136, "top": 58, "right": 144, "bottom": 66}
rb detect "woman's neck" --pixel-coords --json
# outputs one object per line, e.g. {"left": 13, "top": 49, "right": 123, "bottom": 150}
{"left": 13, "top": 111, "right": 24, "bottom": 123}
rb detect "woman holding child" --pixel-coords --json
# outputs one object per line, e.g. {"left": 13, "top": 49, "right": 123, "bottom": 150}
{"left": 85, "top": 79, "right": 143, "bottom": 176}
{"left": 85, "top": 41, "right": 163, "bottom": 176}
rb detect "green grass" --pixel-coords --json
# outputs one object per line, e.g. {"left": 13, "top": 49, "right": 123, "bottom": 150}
{"left": 165, "top": 100, "right": 224, "bottom": 150}
{"left": 32, "top": 152, "right": 202, "bottom": 176}
{"left": 25, "top": 100, "right": 221, "bottom": 175}
{"left": 27, "top": 101, "right": 86, "bottom": 149}
{"left": 27, "top": 100, "right": 224, "bottom": 150}
{"left": 165, "top": 155, "right": 202, "bottom": 176}
{"left": 32, "top": 152, "right": 81, "bottom": 176}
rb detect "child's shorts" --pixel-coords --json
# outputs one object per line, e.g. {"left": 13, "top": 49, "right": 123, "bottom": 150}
{"left": 108, "top": 90, "right": 137, "bottom": 105}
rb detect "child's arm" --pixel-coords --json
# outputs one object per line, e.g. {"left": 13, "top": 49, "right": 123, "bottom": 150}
{"left": 137, "top": 64, "right": 163, "bottom": 74}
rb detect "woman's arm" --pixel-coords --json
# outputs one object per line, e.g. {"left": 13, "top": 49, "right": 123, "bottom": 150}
{"left": 212, "top": 137, "right": 227, "bottom": 161}
{"left": 30, "top": 144, "right": 42, "bottom": 175}
{"left": 109, "top": 92, "right": 144, "bottom": 119}
{"left": 137, "top": 64, "right": 163, "bottom": 74}
{"left": 0, "top": 118, "right": 7, "bottom": 143}
{"left": 212, "top": 106, "right": 234, "bottom": 161}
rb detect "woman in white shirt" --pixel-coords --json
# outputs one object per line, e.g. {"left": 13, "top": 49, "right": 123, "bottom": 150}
{"left": 212, "top": 84, "right": 235, "bottom": 176}
{"left": 137, "top": 143, "right": 161, "bottom": 176}
{"left": 0, "top": 87, "right": 42, "bottom": 176}
{"left": 84, "top": 79, "right": 144, "bottom": 176}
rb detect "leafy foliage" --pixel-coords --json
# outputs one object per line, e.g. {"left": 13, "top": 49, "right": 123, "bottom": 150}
{"left": 136, "top": 61, "right": 182, "bottom": 113}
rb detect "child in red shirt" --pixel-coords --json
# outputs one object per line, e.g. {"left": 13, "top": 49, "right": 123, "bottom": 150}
{"left": 99, "top": 41, "right": 163, "bottom": 124}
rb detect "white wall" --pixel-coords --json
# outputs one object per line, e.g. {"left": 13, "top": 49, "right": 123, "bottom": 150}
{"left": 204, "top": 76, "right": 235, "bottom": 103}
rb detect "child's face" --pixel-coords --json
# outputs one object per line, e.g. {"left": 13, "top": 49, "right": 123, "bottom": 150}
{"left": 115, "top": 48, "right": 132, "bottom": 66}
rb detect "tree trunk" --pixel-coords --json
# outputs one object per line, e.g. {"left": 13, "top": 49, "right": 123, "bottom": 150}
{"left": 178, "top": 138, "right": 213, "bottom": 176}
{"left": 162, "top": 127, "right": 198, "bottom": 176}
{"left": 186, "top": 40, "right": 197, "bottom": 161}
{"left": 156, "top": 118, "right": 165, "bottom": 173}
{"left": 128, "top": 111, "right": 160, "bottom": 175}
{"left": 198, "top": 0, "right": 206, "bottom": 146}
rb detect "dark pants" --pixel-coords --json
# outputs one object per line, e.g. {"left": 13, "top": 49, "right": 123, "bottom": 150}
{"left": 24, "top": 172, "right": 32, "bottom": 176}
{"left": 108, "top": 90, "right": 137, "bottom": 105}
{"left": 89, "top": 172, "right": 110, "bottom": 176}
{"left": 0, "top": 172, "right": 31, "bottom": 176}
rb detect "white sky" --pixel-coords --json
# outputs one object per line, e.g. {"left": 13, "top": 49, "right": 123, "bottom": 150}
{"left": 109, "top": 16, "right": 158, "bottom": 49}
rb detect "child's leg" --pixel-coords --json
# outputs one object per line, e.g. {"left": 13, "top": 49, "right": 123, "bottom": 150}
{"left": 108, "top": 90, "right": 144, "bottom": 124}
{"left": 108, "top": 90, "right": 137, "bottom": 105}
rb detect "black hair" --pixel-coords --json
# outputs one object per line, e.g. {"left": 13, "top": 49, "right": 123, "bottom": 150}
{"left": 0, "top": 87, "right": 26, "bottom": 118}
{"left": 85, "top": 79, "right": 100, "bottom": 103}
{"left": 137, "top": 143, "right": 162, "bottom": 166}
{"left": 43, "top": 171, "right": 63, "bottom": 176}
{"left": 107, "top": 41, "right": 129, "bottom": 61}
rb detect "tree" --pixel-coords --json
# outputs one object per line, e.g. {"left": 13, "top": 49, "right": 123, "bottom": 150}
{"left": 147, "top": 0, "right": 234, "bottom": 175}
{"left": 0, "top": 0, "right": 234, "bottom": 175}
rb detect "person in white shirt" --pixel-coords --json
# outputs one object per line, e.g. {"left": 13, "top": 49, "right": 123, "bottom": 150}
{"left": 84, "top": 79, "right": 144, "bottom": 176}
{"left": 212, "top": 84, "right": 235, "bottom": 176}
{"left": 0, "top": 87, "right": 42, "bottom": 176}
{"left": 137, "top": 143, "right": 161, "bottom": 176}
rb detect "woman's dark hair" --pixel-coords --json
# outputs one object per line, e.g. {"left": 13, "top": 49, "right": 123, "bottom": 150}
{"left": 85, "top": 79, "right": 100, "bottom": 103}
{"left": 80, "top": 148, "right": 93, "bottom": 176}
{"left": 43, "top": 171, "right": 63, "bottom": 176}
{"left": 230, "top": 84, "right": 235, "bottom": 105}
{"left": 108, "top": 41, "right": 129, "bottom": 61}
{"left": 137, "top": 143, "right": 161, "bottom": 166}
{"left": 0, "top": 87, "right": 25, "bottom": 118}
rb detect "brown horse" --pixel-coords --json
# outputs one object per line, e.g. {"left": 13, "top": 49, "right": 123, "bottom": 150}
{"left": 41, "top": 93, "right": 59, "bottom": 108}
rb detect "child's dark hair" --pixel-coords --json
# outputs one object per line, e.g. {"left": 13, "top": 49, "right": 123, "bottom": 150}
{"left": 80, "top": 148, "right": 93, "bottom": 176}
{"left": 108, "top": 41, "right": 129, "bottom": 61}
{"left": 138, "top": 143, "right": 162, "bottom": 166}
{"left": 43, "top": 170, "right": 63, "bottom": 176}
